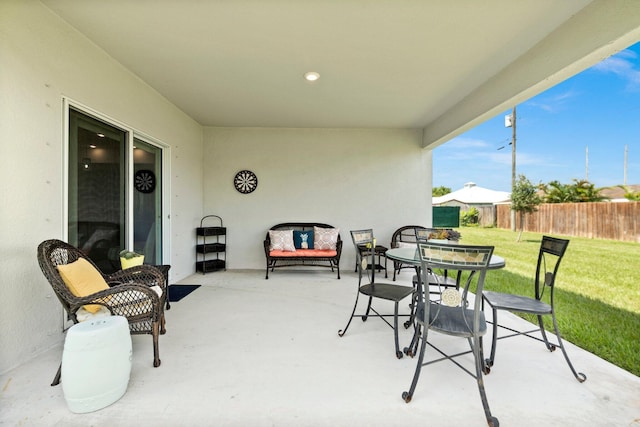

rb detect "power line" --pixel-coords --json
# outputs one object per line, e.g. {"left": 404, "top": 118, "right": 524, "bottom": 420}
{"left": 496, "top": 138, "right": 511, "bottom": 150}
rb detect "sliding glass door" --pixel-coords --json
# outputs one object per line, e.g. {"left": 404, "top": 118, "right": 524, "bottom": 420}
{"left": 68, "top": 108, "right": 126, "bottom": 273}
{"left": 68, "top": 107, "right": 163, "bottom": 272}
{"left": 133, "top": 138, "right": 162, "bottom": 265}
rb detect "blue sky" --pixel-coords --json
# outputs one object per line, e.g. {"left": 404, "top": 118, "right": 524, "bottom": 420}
{"left": 433, "top": 41, "right": 640, "bottom": 193}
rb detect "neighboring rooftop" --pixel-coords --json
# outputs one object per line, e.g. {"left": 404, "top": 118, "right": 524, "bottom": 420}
{"left": 433, "top": 182, "right": 511, "bottom": 206}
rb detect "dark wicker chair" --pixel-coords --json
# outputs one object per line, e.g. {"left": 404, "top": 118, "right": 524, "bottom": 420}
{"left": 37, "top": 239, "right": 167, "bottom": 386}
{"left": 390, "top": 225, "right": 460, "bottom": 290}
{"left": 390, "top": 225, "right": 433, "bottom": 280}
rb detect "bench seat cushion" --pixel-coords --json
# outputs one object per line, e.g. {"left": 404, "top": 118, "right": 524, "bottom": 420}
{"left": 270, "top": 249, "right": 337, "bottom": 258}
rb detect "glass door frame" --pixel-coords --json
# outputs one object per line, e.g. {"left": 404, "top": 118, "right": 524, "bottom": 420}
{"left": 63, "top": 98, "right": 171, "bottom": 265}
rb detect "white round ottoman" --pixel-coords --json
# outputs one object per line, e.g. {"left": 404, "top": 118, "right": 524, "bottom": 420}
{"left": 61, "top": 315, "right": 132, "bottom": 413}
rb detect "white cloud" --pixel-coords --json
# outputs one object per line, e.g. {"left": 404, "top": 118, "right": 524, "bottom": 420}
{"left": 436, "top": 137, "right": 494, "bottom": 161}
{"left": 444, "top": 137, "right": 489, "bottom": 149}
{"left": 527, "top": 90, "right": 579, "bottom": 113}
{"left": 515, "top": 152, "right": 551, "bottom": 166}
{"left": 593, "top": 49, "right": 640, "bottom": 90}
{"left": 436, "top": 135, "right": 552, "bottom": 179}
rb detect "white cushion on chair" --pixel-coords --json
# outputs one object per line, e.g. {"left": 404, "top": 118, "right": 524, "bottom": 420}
{"left": 76, "top": 306, "right": 112, "bottom": 323}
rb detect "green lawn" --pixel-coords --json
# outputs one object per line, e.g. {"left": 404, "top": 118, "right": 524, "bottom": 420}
{"left": 459, "top": 226, "right": 640, "bottom": 377}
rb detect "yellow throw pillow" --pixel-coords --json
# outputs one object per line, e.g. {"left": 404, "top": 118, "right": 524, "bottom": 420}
{"left": 57, "top": 258, "right": 109, "bottom": 313}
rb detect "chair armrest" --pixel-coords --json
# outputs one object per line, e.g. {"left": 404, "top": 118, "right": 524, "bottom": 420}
{"left": 106, "top": 265, "right": 166, "bottom": 292}
{"left": 68, "top": 283, "right": 161, "bottom": 319}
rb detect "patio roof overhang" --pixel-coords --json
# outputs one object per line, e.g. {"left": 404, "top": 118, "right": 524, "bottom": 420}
{"left": 41, "top": 1, "right": 640, "bottom": 149}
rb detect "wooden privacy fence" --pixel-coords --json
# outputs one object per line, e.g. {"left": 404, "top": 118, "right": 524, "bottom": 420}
{"left": 476, "top": 205, "right": 496, "bottom": 227}
{"left": 496, "top": 202, "right": 640, "bottom": 242}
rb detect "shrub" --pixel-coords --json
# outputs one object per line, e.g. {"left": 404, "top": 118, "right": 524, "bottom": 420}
{"left": 460, "top": 207, "right": 479, "bottom": 226}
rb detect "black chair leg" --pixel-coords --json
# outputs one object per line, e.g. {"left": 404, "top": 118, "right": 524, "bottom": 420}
{"left": 485, "top": 306, "right": 499, "bottom": 369}
{"left": 537, "top": 314, "right": 555, "bottom": 351}
{"left": 473, "top": 335, "right": 499, "bottom": 426}
{"left": 404, "top": 322, "right": 420, "bottom": 357}
{"left": 393, "top": 261, "right": 401, "bottom": 281}
{"left": 51, "top": 363, "right": 62, "bottom": 386}
{"left": 361, "top": 296, "right": 373, "bottom": 321}
{"left": 551, "top": 314, "right": 587, "bottom": 382}
{"left": 393, "top": 302, "right": 403, "bottom": 359}
{"left": 402, "top": 327, "right": 427, "bottom": 403}
{"left": 338, "top": 291, "right": 361, "bottom": 337}
{"left": 404, "top": 293, "right": 417, "bottom": 329}
{"left": 483, "top": 305, "right": 586, "bottom": 383}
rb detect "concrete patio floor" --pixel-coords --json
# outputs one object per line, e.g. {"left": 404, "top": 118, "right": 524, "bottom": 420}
{"left": 2, "top": 269, "right": 639, "bottom": 426}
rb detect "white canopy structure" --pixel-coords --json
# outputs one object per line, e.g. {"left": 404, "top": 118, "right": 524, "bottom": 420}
{"left": 433, "top": 182, "right": 511, "bottom": 208}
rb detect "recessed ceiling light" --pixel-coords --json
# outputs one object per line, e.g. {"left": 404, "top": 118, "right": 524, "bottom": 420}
{"left": 304, "top": 71, "right": 320, "bottom": 82}
{"left": 96, "top": 133, "right": 105, "bottom": 138}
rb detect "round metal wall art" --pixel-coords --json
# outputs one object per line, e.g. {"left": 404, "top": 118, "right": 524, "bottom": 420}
{"left": 134, "top": 169, "right": 156, "bottom": 193}
{"left": 234, "top": 170, "right": 258, "bottom": 194}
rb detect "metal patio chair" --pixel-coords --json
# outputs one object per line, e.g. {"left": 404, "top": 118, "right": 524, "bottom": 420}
{"left": 482, "top": 235, "right": 586, "bottom": 383}
{"left": 402, "top": 241, "right": 498, "bottom": 427}
{"left": 338, "top": 229, "right": 414, "bottom": 358}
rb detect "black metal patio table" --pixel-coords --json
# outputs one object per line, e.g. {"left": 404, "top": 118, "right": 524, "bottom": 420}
{"left": 385, "top": 247, "right": 505, "bottom": 271}
{"left": 385, "top": 246, "right": 505, "bottom": 339}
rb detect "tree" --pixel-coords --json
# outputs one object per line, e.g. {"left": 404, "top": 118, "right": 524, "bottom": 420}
{"left": 432, "top": 185, "right": 452, "bottom": 197}
{"left": 540, "top": 180, "right": 574, "bottom": 203}
{"left": 573, "top": 179, "right": 607, "bottom": 202}
{"left": 540, "top": 179, "right": 607, "bottom": 203}
{"left": 511, "top": 174, "right": 542, "bottom": 242}
{"left": 618, "top": 185, "right": 640, "bottom": 201}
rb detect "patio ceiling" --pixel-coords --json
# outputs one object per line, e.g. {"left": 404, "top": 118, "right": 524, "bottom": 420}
{"left": 42, "top": 0, "right": 640, "bottom": 148}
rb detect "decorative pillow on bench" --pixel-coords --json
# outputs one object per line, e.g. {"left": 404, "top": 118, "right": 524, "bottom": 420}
{"left": 314, "top": 226, "right": 339, "bottom": 250}
{"left": 293, "top": 230, "right": 314, "bottom": 249}
{"left": 269, "top": 229, "right": 296, "bottom": 252}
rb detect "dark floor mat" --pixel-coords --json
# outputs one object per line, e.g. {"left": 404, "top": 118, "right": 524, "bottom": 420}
{"left": 168, "top": 284, "right": 201, "bottom": 302}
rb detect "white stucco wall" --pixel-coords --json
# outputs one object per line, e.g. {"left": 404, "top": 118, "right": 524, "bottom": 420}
{"left": 0, "top": 0, "right": 434, "bottom": 375}
{"left": 203, "top": 127, "right": 432, "bottom": 270}
{"left": 0, "top": 1, "right": 203, "bottom": 373}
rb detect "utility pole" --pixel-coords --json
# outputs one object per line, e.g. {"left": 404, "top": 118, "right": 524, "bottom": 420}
{"left": 586, "top": 146, "right": 589, "bottom": 181}
{"left": 624, "top": 144, "right": 628, "bottom": 185}
{"left": 505, "top": 107, "right": 517, "bottom": 231}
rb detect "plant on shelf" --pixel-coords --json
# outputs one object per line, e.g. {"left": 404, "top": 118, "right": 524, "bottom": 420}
{"left": 428, "top": 229, "right": 461, "bottom": 241}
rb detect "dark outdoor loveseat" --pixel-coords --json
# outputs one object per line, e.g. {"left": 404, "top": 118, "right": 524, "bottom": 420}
{"left": 263, "top": 222, "right": 342, "bottom": 279}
